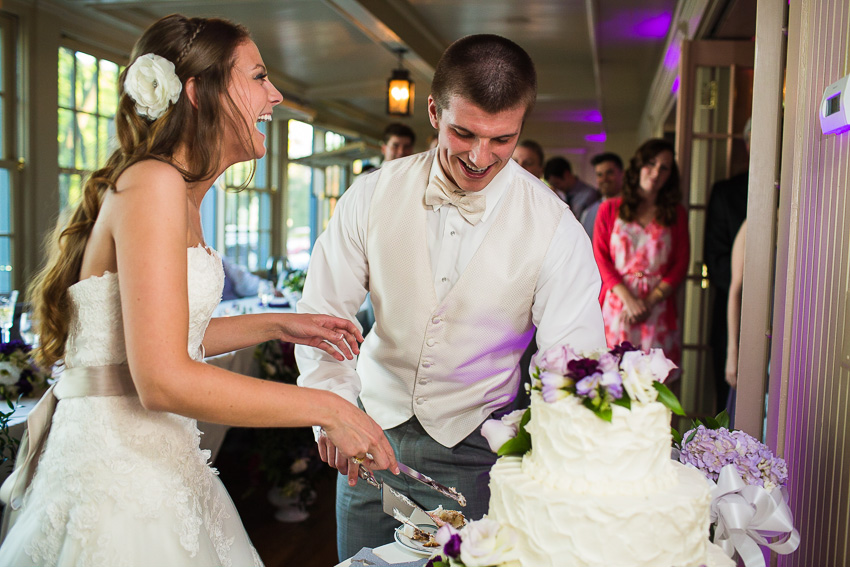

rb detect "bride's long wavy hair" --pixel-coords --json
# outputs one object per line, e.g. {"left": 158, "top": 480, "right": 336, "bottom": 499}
{"left": 29, "top": 14, "right": 253, "bottom": 368}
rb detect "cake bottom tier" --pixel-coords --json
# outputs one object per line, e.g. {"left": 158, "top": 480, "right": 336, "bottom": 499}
{"left": 489, "top": 457, "right": 733, "bottom": 567}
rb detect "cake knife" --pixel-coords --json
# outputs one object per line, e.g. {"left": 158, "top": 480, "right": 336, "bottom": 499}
{"left": 396, "top": 462, "right": 467, "bottom": 507}
{"left": 356, "top": 462, "right": 467, "bottom": 507}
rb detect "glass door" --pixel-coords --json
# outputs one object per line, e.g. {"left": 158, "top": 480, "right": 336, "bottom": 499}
{"left": 675, "top": 40, "right": 754, "bottom": 421}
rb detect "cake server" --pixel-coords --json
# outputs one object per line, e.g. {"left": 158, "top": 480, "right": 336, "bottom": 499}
{"left": 357, "top": 464, "right": 436, "bottom": 526}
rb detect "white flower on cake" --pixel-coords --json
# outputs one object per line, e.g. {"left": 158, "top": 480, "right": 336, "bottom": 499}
{"left": 124, "top": 53, "right": 182, "bottom": 120}
{"left": 427, "top": 518, "right": 521, "bottom": 567}
{"left": 620, "top": 348, "right": 677, "bottom": 403}
{"left": 480, "top": 409, "right": 526, "bottom": 453}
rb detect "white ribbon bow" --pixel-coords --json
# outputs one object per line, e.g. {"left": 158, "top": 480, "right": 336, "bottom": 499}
{"left": 708, "top": 464, "right": 800, "bottom": 567}
{"left": 424, "top": 176, "right": 486, "bottom": 225}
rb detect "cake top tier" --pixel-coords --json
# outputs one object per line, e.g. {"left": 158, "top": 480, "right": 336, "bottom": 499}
{"left": 523, "top": 392, "right": 677, "bottom": 494}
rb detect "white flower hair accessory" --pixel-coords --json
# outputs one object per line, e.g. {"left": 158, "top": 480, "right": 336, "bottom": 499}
{"left": 124, "top": 53, "right": 182, "bottom": 120}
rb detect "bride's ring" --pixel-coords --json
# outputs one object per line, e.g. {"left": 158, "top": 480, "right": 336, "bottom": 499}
{"left": 351, "top": 456, "right": 365, "bottom": 465}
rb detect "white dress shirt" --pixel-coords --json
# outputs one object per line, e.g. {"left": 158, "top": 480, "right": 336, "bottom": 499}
{"left": 296, "top": 154, "right": 605, "bottom": 413}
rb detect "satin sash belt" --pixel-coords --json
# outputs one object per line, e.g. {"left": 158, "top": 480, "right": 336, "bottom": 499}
{"left": 0, "top": 364, "right": 136, "bottom": 510}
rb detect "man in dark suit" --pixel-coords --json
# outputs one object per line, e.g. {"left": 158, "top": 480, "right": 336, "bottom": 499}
{"left": 704, "top": 119, "right": 750, "bottom": 412}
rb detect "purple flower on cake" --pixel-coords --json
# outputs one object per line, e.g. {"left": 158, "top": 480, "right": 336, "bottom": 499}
{"left": 436, "top": 526, "right": 462, "bottom": 558}
{"left": 427, "top": 519, "right": 521, "bottom": 567}
{"left": 530, "top": 342, "right": 683, "bottom": 422}
{"left": 480, "top": 409, "right": 526, "bottom": 453}
{"left": 539, "top": 371, "right": 571, "bottom": 403}
{"left": 566, "top": 357, "right": 599, "bottom": 380}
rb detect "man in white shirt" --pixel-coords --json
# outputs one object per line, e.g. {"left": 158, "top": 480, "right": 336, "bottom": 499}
{"left": 296, "top": 34, "right": 605, "bottom": 560}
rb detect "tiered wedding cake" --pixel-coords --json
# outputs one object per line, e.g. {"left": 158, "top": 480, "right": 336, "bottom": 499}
{"left": 486, "top": 347, "right": 735, "bottom": 567}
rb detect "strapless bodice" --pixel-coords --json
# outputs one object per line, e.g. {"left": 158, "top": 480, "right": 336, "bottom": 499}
{"left": 64, "top": 247, "right": 224, "bottom": 368}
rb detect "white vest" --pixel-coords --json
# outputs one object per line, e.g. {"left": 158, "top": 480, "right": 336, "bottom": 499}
{"left": 357, "top": 151, "right": 566, "bottom": 447}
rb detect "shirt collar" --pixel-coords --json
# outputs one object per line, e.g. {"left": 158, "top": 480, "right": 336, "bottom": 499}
{"left": 428, "top": 153, "right": 511, "bottom": 224}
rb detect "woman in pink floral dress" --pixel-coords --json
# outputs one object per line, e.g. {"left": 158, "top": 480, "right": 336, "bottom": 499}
{"left": 592, "top": 139, "right": 689, "bottom": 369}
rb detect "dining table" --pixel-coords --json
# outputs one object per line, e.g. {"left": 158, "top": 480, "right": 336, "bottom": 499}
{"left": 335, "top": 542, "right": 427, "bottom": 566}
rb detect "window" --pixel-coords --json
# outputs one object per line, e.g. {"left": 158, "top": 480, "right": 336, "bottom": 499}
{"left": 0, "top": 15, "right": 16, "bottom": 293}
{"left": 286, "top": 120, "right": 314, "bottom": 270}
{"left": 57, "top": 47, "right": 122, "bottom": 211}
{"left": 220, "top": 121, "right": 272, "bottom": 273}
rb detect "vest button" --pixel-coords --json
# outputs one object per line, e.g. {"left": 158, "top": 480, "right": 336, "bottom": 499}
{"left": 419, "top": 378, "right": 428, "bottom": 385}
{"left": 422, "top": 361, "right": 431, "bottom": 368}
{"left": 416, "top": 397, "right": 425, "bottom": 405}
{"left": 432, "top": 316, "right": 440, "bottom": 324}
{"left": 426, "top": 338, "right": 436, "bottom": 347}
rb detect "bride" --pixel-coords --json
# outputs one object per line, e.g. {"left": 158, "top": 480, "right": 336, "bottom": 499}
{"left": 0, "top": 13, "right": 396, "bottom": 566}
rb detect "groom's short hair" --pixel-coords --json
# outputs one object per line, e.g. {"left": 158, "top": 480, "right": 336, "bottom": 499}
{"left": 431, "top": 34, "right": 537, "bottom": 119}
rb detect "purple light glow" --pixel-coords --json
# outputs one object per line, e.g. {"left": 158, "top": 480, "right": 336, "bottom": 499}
{"left": 663, "top": 44, "right": 680, "bottom": 70}
{"left": 601, "top": 10, "right": 673, "bottom": 42}
{"left": 633, "top": 12, "right": 673, "bottom": 39}
{"left": 585, "top": 132, "right": 607, "bottom": 143}
{"left": 540, "top": 109, "right": 603, "bottom": 123}
{"left": 671, "top": 76, "right": 680, "bottom": 95}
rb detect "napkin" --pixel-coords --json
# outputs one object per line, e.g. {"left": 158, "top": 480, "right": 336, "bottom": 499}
{"left": 349, "top": 547, "right": 428, "bottom": 567}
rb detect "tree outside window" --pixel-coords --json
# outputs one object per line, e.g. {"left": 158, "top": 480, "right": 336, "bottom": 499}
{"left": 57, "top": 47, "right": 122, "bottom": 211}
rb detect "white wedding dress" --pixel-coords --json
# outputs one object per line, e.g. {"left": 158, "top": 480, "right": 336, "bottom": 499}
{"left": 0, "top": 247, "right": 263, "bottom": 566}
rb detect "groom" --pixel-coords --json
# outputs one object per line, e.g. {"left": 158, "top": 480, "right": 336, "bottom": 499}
{"left": 296, "top": 33, "right": 605, "bottom": 560}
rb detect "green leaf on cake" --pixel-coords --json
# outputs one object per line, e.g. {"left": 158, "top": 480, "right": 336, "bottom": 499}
{"left": 582, "top": 397, "right": 612, "bottom": 422}
{"left": 653, "top": 382, "right": 685, "bottom": 416}
{"left": 497, "top": 408, "right": 532, "bottom": 457}
{"left": 612, "top": 389, "right": 632, "bottom": 410}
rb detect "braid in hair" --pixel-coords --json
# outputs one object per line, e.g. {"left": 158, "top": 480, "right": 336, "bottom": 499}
{"left": 176, "top": 20, "right": 205, "bottom": 64}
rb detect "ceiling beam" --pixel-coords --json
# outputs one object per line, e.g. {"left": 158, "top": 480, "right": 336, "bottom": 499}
{"left": 584, "top": 0, "right": 606, "bottom": 133}
{"left": 322, "top": 0, "right": 444, "bottom": 80}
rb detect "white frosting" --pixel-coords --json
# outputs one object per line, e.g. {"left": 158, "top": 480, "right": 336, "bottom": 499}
{"left": 490, "top": 458, "right": 723, "bottom": 567}
{"left": 523, "top": 391, "right": 676, "bottom": 494}
{"left": 487, "top": 392, "right": 736, "bottom": 567}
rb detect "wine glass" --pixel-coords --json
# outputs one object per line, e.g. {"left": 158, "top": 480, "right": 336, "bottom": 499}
{"left": 257, "top": 280, "right": 275, "bottom": 308}
{"left": 0, "top": 290, "right": 18, "bottom": 344}
{"left": 19, "top": 310, "right": 38, "bottom": 347}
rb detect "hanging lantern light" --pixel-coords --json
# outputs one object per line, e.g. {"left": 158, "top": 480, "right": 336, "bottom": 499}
{"left": 387, "top": 48, "right": 414, "bottom": 116}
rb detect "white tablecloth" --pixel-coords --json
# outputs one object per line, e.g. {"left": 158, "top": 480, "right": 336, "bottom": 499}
{"left": 336, "top": 542, "right": 424, "bottom": 566}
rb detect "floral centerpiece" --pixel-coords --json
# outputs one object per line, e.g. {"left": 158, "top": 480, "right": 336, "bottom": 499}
{"left": 481, "top": 342, "right": 684, "bottom": 456}
{"left": 677, "top": 412, "right": 800, "bottom": 567}
{"left": 426, "top": 518, "right": 521, "bottom": 567}
{"left": 0, "top": 340, "right": 51, "bottom": 401}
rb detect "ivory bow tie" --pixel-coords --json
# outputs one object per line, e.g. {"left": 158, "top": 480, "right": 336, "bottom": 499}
{"left": 424, "top": 176, "right": 487, "bottom": 225}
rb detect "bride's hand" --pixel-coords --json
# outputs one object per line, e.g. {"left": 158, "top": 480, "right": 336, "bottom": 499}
{"left": 278, "top": 313, "right": 364, "bottom": 361}
{"left": 318, "top": 399, "right": 399, "bottom": 486}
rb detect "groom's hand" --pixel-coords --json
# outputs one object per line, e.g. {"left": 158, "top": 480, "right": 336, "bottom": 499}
{"left": 317, "top": 432, "right": 351, "bottom": 475}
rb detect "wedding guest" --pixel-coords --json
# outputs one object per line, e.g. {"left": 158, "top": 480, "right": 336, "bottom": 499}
{"left": 593, "top": 138, "right": 689, "bottom": 373}
{"left": 512, "top": 139, "right": 544, "bottom": 178}
{"left": 0, "top": 14, "right": 396, "bottom": 566}
{"left": 296, "top": 33, "right": 605, "bottom": 560}
{"left": 381, "top": 122, "right": 416, "bottom": 163}
{"left": 724, "top": 219, "right": 747, "bottom": 424}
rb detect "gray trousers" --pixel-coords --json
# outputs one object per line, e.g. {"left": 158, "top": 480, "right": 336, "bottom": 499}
{"left": 335, "top": 416, "right": 496, "bottom": 561}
